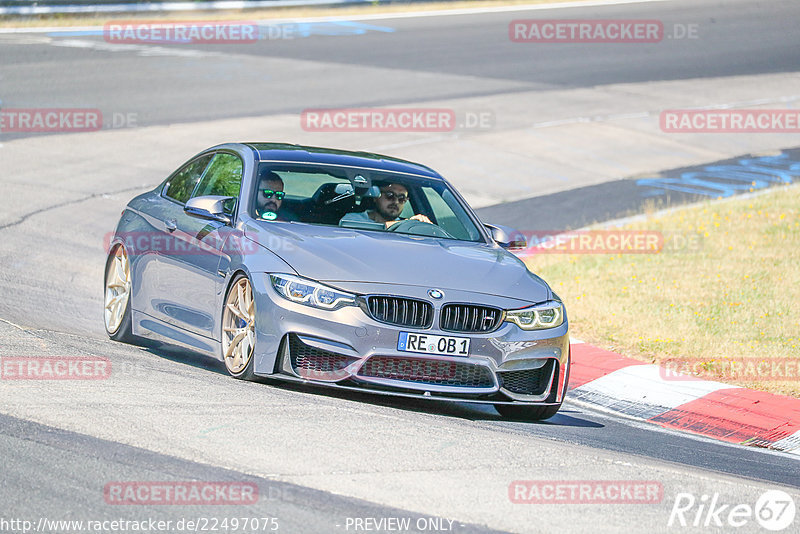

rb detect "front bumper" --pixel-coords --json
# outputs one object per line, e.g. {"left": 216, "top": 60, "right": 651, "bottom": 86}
{"left": 251, "top": 275, "right": 570, "bottom": 405}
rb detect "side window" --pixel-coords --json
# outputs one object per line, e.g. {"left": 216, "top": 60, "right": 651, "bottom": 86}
{"left": 192, "top": 153, "right": 244, "bottom": 215}
{"left": 163, "top": 155, "right": 212, "bottom": 204}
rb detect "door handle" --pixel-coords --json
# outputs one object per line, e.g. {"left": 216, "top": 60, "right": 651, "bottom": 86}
{"left": 165, "top": 219, "right": 177, "bottom": 232}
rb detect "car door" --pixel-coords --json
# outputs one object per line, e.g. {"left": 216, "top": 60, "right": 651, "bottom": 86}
{"left": 133, "top": 153, "right": 214, "bottom": 326}
{"left": 156, "top": 151, "right": 244, "bottom": 338}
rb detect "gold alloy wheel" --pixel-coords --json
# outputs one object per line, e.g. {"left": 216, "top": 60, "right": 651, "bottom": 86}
{"left": 104, "top": 246, "right": 131, "bottom": 334}
{"left": 222, "top": 277, "right": 256, "bottom": 375}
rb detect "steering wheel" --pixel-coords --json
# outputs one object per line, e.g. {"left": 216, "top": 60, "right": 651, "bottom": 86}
{"left": 386, "top": 219, "right": 453, "bottom": 238}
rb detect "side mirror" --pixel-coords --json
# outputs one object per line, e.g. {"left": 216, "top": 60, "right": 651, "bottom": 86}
{"left": 184, "top": 196, "right": 234, "bottom": 224}
{"left": 485, "top": 223, "right": 527, "bottom": 250}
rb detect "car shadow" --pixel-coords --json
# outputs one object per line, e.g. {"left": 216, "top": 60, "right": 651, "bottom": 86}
{"left": 139, "top": 342, "right": 603, "bottom": 428}
{"left": 139, "top": 342, "right": 229, "bottom": 376}
{"left": 261, "top": 377, "right": 604, "bottom": 427}
{"left": 496, "top": 411, "right": 604, "bottom": 427}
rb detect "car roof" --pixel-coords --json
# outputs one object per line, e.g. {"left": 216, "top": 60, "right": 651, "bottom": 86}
{"left": 241, "top": 142, "right": 443, "bottom": 179}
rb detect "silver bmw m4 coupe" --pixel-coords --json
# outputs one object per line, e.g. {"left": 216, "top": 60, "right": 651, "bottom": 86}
{"left": 104, "top": 143, "right": 570, "bottom": 420}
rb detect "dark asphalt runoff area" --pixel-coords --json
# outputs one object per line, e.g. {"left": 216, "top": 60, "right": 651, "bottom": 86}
{"left": 475, "top": 147, "right": 800, "bottom": 230}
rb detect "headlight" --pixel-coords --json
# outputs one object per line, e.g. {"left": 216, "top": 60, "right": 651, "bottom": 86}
{"left": 269, "top": 274, "right": 356, "bottom": 310}
{"left": 505, "top": 301, "right": 564, "bottom": 330}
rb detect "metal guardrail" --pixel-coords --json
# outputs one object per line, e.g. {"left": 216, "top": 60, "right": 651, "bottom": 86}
{"left": 0, "top": 0, "right": 378, "bottom": 15}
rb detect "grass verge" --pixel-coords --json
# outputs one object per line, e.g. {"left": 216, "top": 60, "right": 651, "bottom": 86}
{"left": 524, "top": 184, "right": 800, "bottom": 397}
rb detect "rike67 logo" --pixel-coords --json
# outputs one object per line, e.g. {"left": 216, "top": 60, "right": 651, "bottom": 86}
{"left": 669, "top": 490, "right": 796, "bottom": 531}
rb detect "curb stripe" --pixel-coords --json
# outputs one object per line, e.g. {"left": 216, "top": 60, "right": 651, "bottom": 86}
{"left": 568, "top": 343, "right": 800, "bottom": 454}
{"left": 571, "top": 364, "right": 736, "bottom": 420}
{"left": 649, "top": 388, "right": 800, "bottom": 447}
{"left": 771, "top": 430, "right": 800, "bottom": 454}
{"left": 568, "top": 343, "right": 646, "bottom": 388}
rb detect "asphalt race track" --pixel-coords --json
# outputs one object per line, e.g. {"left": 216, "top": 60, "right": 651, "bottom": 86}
{"left": 1, "top": 0, "right": 800, "bottom": 532}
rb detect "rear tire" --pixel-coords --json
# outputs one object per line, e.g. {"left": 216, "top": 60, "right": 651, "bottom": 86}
{"left": 221, "top": 274, "right": 258, "bottom": 381}
{"left": 104, "top": 245, "right": 135, "bottom": 343}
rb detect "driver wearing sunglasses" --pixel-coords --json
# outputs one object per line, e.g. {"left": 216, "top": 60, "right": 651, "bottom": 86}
{"left": 341, "top": 183, "right": 431, "bottom": 228}
{"left": 255, "top": 170, "right": 295, "bottom": 221}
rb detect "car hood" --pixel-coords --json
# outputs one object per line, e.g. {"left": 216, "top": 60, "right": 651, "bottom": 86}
{"left": 244, "top": 222, "right": 552, "bottom": 303}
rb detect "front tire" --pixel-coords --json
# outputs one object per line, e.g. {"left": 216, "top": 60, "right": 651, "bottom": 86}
{"left": 104, "top": 245, "right": 135, "bottom": 343}
{"left": 221, "top": 274, "right": 257, "bottom": 381}
{"left": 496, "top": 352, "right": 570, "bottom": 421}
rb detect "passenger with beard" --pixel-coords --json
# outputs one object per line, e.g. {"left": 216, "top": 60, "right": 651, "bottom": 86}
{"left": 255, "top": 170, "right": 296, "bottom": 221}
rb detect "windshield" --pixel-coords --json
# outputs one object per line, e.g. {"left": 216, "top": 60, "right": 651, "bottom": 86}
{"left": 250, "top": 163, "right": 484, "bottom": 242}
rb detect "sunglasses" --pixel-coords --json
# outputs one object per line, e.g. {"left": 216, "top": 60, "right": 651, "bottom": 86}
{"left": 262, "top": 189, "right": 285, "bottom": 200}
{"left": 381, "top": 190, "right": 408, "bottom": 202}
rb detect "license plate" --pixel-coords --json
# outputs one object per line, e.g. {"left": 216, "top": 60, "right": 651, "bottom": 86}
{"left": 397, "top": 332, "right": 470, "bottom": 356}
